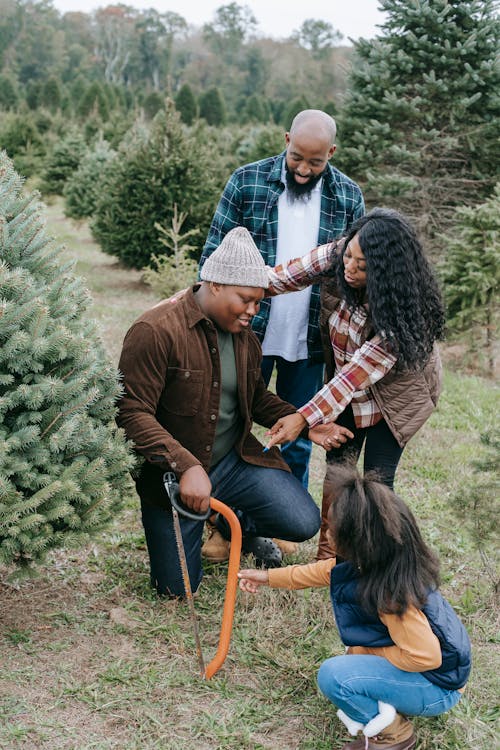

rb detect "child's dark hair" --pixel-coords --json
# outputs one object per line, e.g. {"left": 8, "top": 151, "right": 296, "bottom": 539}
{"left": 328, "top": 466, "right": 440, "bottom": 616}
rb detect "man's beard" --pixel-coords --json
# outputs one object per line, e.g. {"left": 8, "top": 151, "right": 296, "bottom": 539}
{"left": 285, "top": 163, "right": 325, "bottom": 203}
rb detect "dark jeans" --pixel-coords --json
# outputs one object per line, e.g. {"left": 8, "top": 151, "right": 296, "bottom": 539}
{"left": 140, "top": 449, "right": 320, "bottom": 597}
{"left": 326, "top": 406, "right": 404, "bottom": 488}
{"left": 261, "top": 355, "right": 324, "bottom": 488}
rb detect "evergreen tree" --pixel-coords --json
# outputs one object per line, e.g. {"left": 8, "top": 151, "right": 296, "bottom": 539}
{"left": 240, "top": 93, "right": 268, "bottom": 123}
{"left": 338, "top": 0, "right": 500, "bottom": 251}
{"left": 25, "top": 81, "right": 42, "bottom": 110}
{"left": 0, "top": 112, "right": 44, "bottom": 177}
{"left": 91, "top": 102, "right": 224, "bottom": 268}
{"left": 41, "top": 129, "right": 87, "bottom": 195}
{"left": 77, "top": 81, "right": 109, "bottom": 121}
{"left": 439, "top": 185, "right": 499, "bottom": 374}
{"left": 449, "top": 430, "right": 499, "bottom": 591}
{"left": 142, "top": 204, "right": 200, "bottom": 298}
{"left": 236, "top": 123, "right": 284, "bottom": 163}
{"left": 0, "top": 151, "right": 133, "bottom": 569}
{"left": 41, "top": 76, "right": 62, "bottom": 112}
{"left": 142, "top": 91, "right": 164, "bottom": 120}
{"left": 175, "top": 83, "right": 197, "bottom": 125}
{"left": 282, "top": 95, "right": 310, "bottom": 128}
{"left": 64, "top": 140, "right": 117, "bottom": 220}
{"left": 198, "top": 87, "right": 226, "bottom": 126}
{"left": 0, "top": 74, "right": 18, "bottom": 111}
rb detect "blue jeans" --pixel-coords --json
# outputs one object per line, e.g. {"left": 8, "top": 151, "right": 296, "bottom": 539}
{"left": 317, "top": 655, "right": 462, "bottom": 724}
{"left": 261, "top": 356, "right": 324, "bottom": 488}
{"left": 140, "top": 449, "right": 320, "bottom": 597}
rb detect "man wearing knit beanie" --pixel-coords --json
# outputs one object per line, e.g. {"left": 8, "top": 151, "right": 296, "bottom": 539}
{"left": 117, "top": 227, "right": 320, "bottom": 598}
{"left": 200, "top": 110, "right": 364, "bottom": 490}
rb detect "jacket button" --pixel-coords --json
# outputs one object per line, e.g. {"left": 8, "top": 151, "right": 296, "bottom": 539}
{"left": 205, "top": 445, "right": 211, "bottom": 451}
{"left": 211, "top": 347, "right": 217, "bottom": 354}
{"left": 213, "top": 381, "right": 219, "bottom": 388}
{"left": 210, "top": 414, "right": 216, "bottom": 421}
{"left": 170, "top": 461, "right": 177, "bottom": 468}
{"left": 184, "top": 371, "right": 190, "bottom": 378}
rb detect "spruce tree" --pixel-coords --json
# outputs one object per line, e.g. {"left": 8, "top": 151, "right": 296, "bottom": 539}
{"left": 41, "top": 76, "right": 62, "bottom": 113}
{"left": 198, "top": 87, "right": 226, "bottom": 126}
{"left": 439, "top": 184, "right": 499, "bottom": 373}
{"left": 0, "top": 151, "right": 134, "bottom": 570}
{"left": 338, "top": 0, "right": 500, "bottom": 251}
{"left": 64, "top": 140, "right": 116, "bottom": 220}
{"left": 175, "top": 83, "right": 197, "bottom": 125}
{"left": 77, "top": 82, "right": 109, "bottom": 121}
{"left": 41, "top": 129, "right": 87, "bottom": 195}
{"left": 91, "top": 102, "right": 223, "bottom": 268}
{"left": 0, "top": 74, "right": 18, "bottom": 111}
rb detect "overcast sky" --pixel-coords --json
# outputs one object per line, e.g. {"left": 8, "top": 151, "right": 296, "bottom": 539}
{"left": 50, "top": 0, "right": 387, "bottom": 43}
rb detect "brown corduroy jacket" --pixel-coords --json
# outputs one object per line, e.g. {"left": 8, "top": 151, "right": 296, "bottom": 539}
{"left": 117, "top": 286, "right": 298, "bottom": 494}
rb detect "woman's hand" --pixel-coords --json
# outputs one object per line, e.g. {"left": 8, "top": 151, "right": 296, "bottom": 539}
{"left": 238, "top": 568, "right": 270, "bottom": 593}
{"left": 265, "top": 413, "right": 307, "bottom": 449}
{"left": 309, "top": 423, "right": 354, "bottom": 450}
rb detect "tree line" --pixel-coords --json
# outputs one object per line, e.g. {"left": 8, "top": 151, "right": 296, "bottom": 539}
{"left": 0, "top": 0, "right": 347, "bottom": 125}
{"left": 0, "top": 0, "right": 498, "bottom": 370}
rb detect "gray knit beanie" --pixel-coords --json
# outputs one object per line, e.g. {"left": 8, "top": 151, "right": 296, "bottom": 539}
{"left": 200, "top": 227, "right": 268, "bottom": 288}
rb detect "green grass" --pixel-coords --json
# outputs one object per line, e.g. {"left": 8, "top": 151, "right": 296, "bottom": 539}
{"left": 0, "top": 198, "right": 498, "bottom": 749}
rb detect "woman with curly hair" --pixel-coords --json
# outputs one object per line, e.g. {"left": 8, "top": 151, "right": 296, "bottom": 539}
{"left": 264, "top": 208, "right": 445, "bottom": 559}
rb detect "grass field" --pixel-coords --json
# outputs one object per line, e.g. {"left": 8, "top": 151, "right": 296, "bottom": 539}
{"left": 0, "top": 198, "right": 498, "bottom": 750}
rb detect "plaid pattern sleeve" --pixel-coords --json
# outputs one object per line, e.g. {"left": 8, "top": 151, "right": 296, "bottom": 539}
{"left": 298, "top": 336, "right": 397, "bottom": 427}
{"left": 200, "top": 172, "right": 244, "bottom": 264}
{"left": 266, "top": 242, "right": 337, "bottom": 295}
{"left": 200, "top": 155, "right": 364, "bottom": 363}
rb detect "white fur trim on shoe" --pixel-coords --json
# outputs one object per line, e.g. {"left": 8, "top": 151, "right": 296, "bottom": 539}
{"left": 336, "top": 708, "right": 364, "bottom": 736}
{"left": 363, "top": 702, "right": 396, "bottom": 737}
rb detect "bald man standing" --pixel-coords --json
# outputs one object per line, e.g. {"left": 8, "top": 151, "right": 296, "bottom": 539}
{"left": 200, "top": 110, "right": 364, "bottom": 496}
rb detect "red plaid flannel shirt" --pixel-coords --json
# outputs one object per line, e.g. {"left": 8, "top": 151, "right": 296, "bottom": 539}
{"left": 267, "top": 243, "right": 397, "bottom": 428}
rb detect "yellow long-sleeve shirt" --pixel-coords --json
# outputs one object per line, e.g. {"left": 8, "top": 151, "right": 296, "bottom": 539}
{"left": 268, "top": 559, "right": 443, "bottom": 674}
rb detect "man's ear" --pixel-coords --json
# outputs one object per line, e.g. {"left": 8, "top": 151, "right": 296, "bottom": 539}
{"left": 209, "top": 281, "right": 222, "bottom": 297}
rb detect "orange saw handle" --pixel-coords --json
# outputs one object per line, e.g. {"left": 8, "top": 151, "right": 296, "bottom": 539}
{"left": 204, "top": 497, "right": 242, "bottom": 679}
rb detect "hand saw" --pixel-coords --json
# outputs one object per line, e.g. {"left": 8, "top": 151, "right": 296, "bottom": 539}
{"left": 163, "top": 472, "right": 242, "bottom": 680}
{"left": 164, "top": 471, "right": 209, "bottom": 677}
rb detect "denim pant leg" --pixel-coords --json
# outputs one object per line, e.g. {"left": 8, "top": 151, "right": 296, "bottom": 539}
{"left": 261, "top": 355, "right": 324, "bottom": 488}
{"left": 140, "top": 498, "right": 204, "bottom": 598}
{"left": 209, "top": 449, "right": 320, "bottom": 541}
{"left": 317, "top": 654, "right": 462, "bottom": 725}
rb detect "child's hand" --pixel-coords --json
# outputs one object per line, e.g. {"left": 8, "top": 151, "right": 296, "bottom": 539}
{"left": 238, "top": 568, "right": 269, "bottom": 593}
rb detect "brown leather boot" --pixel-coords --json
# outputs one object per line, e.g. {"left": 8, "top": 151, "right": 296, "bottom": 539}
{"left": 342, "top": 715, "right": 416, "bottom": 750}
{"left": 315, "top": 465, "right": 337, "bottom": 560}
{"left": 201, "top": 527, "right": 230, "bottom": 563}
{"left": 273, "top": 539, "right": 299, "bottom": 555}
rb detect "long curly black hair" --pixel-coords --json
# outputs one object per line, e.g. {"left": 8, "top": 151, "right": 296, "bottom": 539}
{"left": 328, "top": 208, "right": 445, "bottom": 370}
{"left": 328, "top": 466, "right": 441, "bottom": 616}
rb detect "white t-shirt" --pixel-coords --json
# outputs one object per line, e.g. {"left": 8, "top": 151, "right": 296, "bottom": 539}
{"left": 262, "top": 173, "right": 322, "bottom": 361}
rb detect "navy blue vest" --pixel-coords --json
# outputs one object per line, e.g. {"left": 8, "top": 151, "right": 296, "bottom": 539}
{"left": 330, "top": 562, "right": 471, "bottom": 690}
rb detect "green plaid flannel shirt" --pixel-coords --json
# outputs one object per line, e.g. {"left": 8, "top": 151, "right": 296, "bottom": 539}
{"left": 200, "top": 151, "right": 365, "bottom": 364}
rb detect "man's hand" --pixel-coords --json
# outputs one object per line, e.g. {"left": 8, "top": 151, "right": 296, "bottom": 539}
{"left": 238, "top": 568, "right": 270, "bottom": 593}
{"left": 265, "top": 413, "right": 307, "bottom": 449}
{"left": 309, "top": 422, "right": 354, "bottom": 450}
{"left": 179, "top": 465, "right": 212, "bottom": 513}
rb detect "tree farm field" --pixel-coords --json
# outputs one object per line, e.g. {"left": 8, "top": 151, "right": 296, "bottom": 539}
{"left": 0, "top": 199, "right": 498, "bottom": 750}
